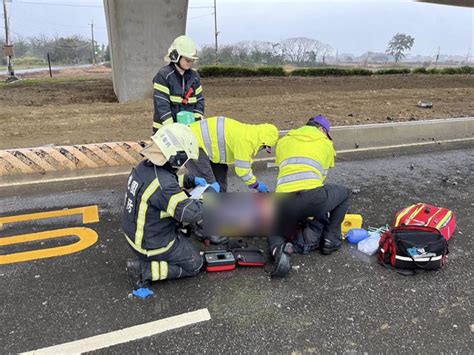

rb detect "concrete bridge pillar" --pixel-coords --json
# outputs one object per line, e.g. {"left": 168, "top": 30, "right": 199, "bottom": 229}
{"left": 103, "top": 0, "right": 189, "bottom": 102}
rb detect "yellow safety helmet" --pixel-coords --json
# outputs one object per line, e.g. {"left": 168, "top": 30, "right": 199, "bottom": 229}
{"left": 141, "top": 123, "right": 199, "bottom": 168}
{"left": 166, "top": 35, "right": 199, "bottom": 63}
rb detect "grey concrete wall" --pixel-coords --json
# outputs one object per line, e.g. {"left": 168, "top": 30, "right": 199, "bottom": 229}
{"left": 104, "top": 0, "right": 189, "bottom": 102}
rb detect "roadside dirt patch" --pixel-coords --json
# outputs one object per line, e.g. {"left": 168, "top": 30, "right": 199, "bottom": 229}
{"left": 1, "top": 67, "right": 473, "bottom": 149}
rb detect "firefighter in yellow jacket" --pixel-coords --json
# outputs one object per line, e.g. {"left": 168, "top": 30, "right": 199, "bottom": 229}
{"left": 269, "top": 115, "right": 351, "bottom": 277}
{"left": 187, "top": 116, "right": 279, "bottom": 192}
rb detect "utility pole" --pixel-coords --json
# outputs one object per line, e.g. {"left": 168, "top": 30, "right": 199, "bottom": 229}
{"left": 2, "top": 0, "right": 18, "bottom": 82}
{"left": 90, "top": 19, "right": 96, "bottom": 65}
{"left": 213, "top": 0, "right": 219, "bottom": 65}
{"left": 435, "top": 46, "right": 440, "bottom": 66}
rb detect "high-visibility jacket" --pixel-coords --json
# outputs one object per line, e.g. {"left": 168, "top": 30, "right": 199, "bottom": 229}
{"left": 153, "top": 63, "right": 204, "bottom": 132}
{"left": 275, "top": 125, "right": 336, "bottom": 193}
{"left": 190, "top": 116, "right": 279, "bottom": 186}
{"left": 122, "top": 160, "right": 202, "bottom": 266}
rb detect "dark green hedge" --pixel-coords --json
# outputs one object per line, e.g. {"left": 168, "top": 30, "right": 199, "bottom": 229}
{"left": 439, "top": 66, "right": 473, "bottom": 74}
{"left": 198, "top": 65, "right": 473, "bottom": 77}
{"left": 198, "top": 65, "right": 285, "bottom": 77}
{"left": 398, "top": 67, "right": 473, "bottom": 75}
{"left": 412, "top": 67, "right": 428, "bottom": 74}
{"left": 289, "top": 68, "right": 372, "bottom": 76}
{"left": 374, "top": 68, "right": 411, "bottom": 75}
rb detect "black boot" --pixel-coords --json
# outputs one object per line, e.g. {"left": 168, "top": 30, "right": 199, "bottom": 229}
{"left": 192, "top": 222, "right": 229, "bottom": 245}
{"left": 206, "top": 235, "right": 229, "bottom": 245}
{"left": 270, "top": 243, "right": 293, "bottom": 278}
{"left": 321, "top": 238, "right": 342, "bottom": 255}
{"left": 126, "top": 259, "right": 151, "bottom": 290}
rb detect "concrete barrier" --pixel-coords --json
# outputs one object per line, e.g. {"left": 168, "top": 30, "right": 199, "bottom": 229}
{"left": 0, "top": 118, "right": 473, "bottom": 179}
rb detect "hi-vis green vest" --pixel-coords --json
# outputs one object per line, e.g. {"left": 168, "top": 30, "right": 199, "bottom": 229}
{"left": 190, "top": 116, "right": 278, "bottom": 186}
{"left": 276, "top": 126, "right": 336, "bottom": 193}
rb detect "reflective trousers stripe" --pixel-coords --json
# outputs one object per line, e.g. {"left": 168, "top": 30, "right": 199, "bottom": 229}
{"left": 280, "top": 157, "right": 327, "bottom": 177}
{"left": 217, "top": 116, "right": 226, "bottom": 162}
{"left": 134, "top": 179, "right": 160, "bottom": 250}
{"left": 151, "top": 261, "right": 168, "bottom": 281}
{"left": 200, "top": 119, "right": 213, "bottom": 160}
{"left": 277, "top": 171, "right": 321, "bottom": 185}
{"left": 124, "top": 233, "right": 175, "bottom": 257}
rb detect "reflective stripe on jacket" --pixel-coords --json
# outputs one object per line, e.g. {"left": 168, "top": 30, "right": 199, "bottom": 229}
{"left": 275, "top": 126, "right": 336, "bottom": 193}
{"left": 152, "top": 63, "right": 205, "bottom": 132}
{"left": 189, "top": 117, "right": 278, "bottom": 186}
{"left": 122, "top": 160, "right": 202, "bottom": 255}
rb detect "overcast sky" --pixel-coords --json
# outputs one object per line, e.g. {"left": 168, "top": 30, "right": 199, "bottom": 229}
{"left": 3, "top": 0, "right": 473, "bottom": 56}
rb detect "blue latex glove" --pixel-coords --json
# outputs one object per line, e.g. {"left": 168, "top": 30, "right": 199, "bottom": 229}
{"left": 209, "top": 182, "right": 221, "bottom": 193}
{"left": 194, "top": 176, "right": 207, "bottom": 187}
{"left": 250, "top": 180, "right": 269, "bottom": 193}
{"left": 132, "top": 287, "right": 154, "bottom": 299}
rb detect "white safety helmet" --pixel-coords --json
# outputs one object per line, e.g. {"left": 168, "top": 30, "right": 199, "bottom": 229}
{"left": 140, "top": 123, "right": 199, "bottom": 169}
{"left": 165, "top": 35, "right": 199, "bottom": 63}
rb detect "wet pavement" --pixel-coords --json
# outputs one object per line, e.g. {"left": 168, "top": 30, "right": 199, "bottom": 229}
{"left": 0, "top": 143, "right": 473, "bottom": 353}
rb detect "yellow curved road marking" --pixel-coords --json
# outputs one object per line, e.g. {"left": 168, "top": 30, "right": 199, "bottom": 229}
{"left": 0, "top": 227, "right": 99, "bottom": 265}
{"left": 0, "top": 205, "right": 99, "bottom": 228}
{"left": 0, "top": 205, "right": 100, "bottom": 265}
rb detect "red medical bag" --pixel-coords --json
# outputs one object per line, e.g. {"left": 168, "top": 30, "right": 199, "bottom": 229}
{"left": 392, "top": 203, "right": 456, "bottom": 241}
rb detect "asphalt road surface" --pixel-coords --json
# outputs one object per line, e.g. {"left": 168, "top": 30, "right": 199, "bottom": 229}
{"left": 0, "top": 144, "right": 473, "bottom": 353}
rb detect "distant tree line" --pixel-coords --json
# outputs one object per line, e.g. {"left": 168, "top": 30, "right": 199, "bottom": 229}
{"left": 199, "top": 37, "right": 334, "bottom": 66}
{"left": 0, "top": 34, "right": 110, "bottom": 66}
{"left": 199, "top": 34, "right": 469, "bottom": 67}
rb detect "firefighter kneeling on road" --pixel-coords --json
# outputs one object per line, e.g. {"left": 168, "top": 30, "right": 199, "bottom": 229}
{"left": 269, "top": 115, "right": 351, "bottom": 278}
{"left": 123, "top": 123, "right": 206, "bottom": 289}
{"left": 186, "top": 116, "right": 279, "bottom": 193}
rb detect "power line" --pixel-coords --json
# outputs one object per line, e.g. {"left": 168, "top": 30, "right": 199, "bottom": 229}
{"left": 188, "top": 12, "right": 214, "bottom": 20}
{"left": 15, "top": 1, "right": 103, "bottom": 8}
{"left": 15, "top": 1, "right": 213, "bottom": 9}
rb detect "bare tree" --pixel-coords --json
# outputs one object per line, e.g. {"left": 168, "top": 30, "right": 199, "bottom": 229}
{"left": 280, "top": 37, "right": 324, "bottom": 65}
{"left": 320, "top": 43, "right": 333, "bottom": 65}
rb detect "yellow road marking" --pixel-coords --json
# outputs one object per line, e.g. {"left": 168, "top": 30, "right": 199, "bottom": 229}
{"left": 0, "top": 205, "right": 99, "bottom": 228}
{"left": 0, "top": 227, "right": 98, "bottom": 265}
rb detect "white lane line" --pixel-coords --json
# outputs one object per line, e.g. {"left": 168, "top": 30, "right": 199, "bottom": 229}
{"left": 21, "top": 308, "right": 211, "bottom": 354}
